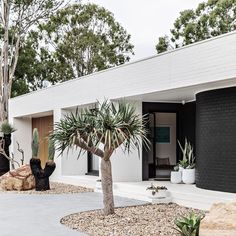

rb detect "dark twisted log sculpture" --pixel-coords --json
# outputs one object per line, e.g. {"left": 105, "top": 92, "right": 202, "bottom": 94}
{"left": 30, "top": 158, "right": 56, "bottom": 191}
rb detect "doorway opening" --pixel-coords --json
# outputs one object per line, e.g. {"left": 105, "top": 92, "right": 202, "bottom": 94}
{"left": 148, "top": 112, "right": 177, "bottom": 180}
{"left": 86, "top": 152, "right": 99, "bottom": 176}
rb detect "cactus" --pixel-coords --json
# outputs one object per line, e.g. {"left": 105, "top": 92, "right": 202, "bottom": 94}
{"left": 31, "top": 128, "right": 39, "bottom": 158}
{"left": 48, "top": 138, "right": 55, "bottom": 161}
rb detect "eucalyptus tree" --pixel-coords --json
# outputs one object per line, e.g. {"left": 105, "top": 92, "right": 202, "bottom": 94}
{"left": 156, "top": 0, "right": 236, "bottom": 53}
{"left": 39, "top": 3, "right": 134, "bottom": 81}
{"left": 51, "top": 101, "right": 149, "bottom": 215}
{"left": 0, "top": 0, "right": 65, "bottom": 121}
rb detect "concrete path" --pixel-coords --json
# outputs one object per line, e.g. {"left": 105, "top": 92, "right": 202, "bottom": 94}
{"left": 0, "top": 192, "right": 146, "bottom": 236}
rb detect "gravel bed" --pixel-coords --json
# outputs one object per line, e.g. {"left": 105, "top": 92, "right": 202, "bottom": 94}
{"left": 61, "top": 203, "right": 204, "bottom": 236}
{"left": 0, "top": 182, "right": 93, "bottom": 194}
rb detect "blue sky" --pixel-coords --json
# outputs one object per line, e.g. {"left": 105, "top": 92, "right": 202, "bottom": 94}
{"left": 85, "top": 0, "right": 204, "bottom": 60}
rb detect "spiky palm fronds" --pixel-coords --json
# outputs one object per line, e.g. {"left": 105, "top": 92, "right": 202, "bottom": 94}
{"left": 51, "top": 100, "right": 149, "bottom": 159}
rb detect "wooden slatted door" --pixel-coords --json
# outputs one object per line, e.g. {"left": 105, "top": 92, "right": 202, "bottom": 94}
{"left": 32, "top": 116, "right": 53, "bottom": 167}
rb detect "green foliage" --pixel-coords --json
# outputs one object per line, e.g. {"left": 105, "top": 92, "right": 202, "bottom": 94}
{"left": 51, "top": 100, "right": 149, "bottom": 159}
{"left": 31, "top": 128, "right": 39, "bottom": 158}
{"left": 174, "top": 213, "right": 204, "bottom": 236}
{"left": 0, "top": 0, "right": 66, "bottom": 98}
{"left": 173, "top": 165, "right": 179, "bottom": 171}
{"left": 146, "top": 183, "right": 167, "bottom": 195}
{"left": 178, "top": 138, "right": 195, "bottom": 169}
{"left": 11, "top": 3, "right": 134, "bottom": 96}
{"left": 48, "top": 138, "right": 55, "bottom": 161}
{"left": 0, "top": 121, "right": 16, "bottom": 134}
{"left": 156, "top": 0, "right": 236, "bottom": 53}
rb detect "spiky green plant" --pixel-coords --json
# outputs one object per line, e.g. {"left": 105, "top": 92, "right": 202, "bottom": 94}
{"left": 1, "top": 121, "right": 16, "bottom": 134}
{"left": 51, "top": 100, "right": 149, "bottom": 215}
{"left": 174, "top": 213, "right": 204, "bottom": 236}
{"left": 31, "top": 128, "right": 39, "bottom": 158}
{"left": 48, "top": 138, "right": 55, "bottom": 161}
{"left": 178, "top": 138, "right": 195, "bottom": 169}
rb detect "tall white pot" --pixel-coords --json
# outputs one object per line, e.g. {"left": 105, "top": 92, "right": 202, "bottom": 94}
{"left": 182, "top": 168, "right": 195, "bottom": 184}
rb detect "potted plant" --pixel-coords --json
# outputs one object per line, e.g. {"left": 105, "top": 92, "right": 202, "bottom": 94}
{"left": 0, "top": 121, "right": 16, "bottom": 175}
{"left": 146, "top": 183, "right": 167, "bottom": 199}
{"left": 96, "top": 179, "right": 102, "bottom": 190}
{"left": 171, "top": 165, "right": 182, "bottom": 184}
{"left": 30, "top": 129, "right": 56, "bottom": 191}
{"left": 178, "top": 138, "right": 196, "bottom": 184}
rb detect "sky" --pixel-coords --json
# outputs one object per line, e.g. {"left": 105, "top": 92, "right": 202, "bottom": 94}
{"left": 84, "top": 0, "right": 204, "bottom": 61}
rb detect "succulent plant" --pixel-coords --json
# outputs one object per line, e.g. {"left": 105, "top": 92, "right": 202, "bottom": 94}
{"left": 0, "top": 121, "right": 16, "bottom": 134}
{"left": 48, "top": 138, "right": 55, "bottom": 161}
{"left": 174, "top": 213, "right": 204, "bottom": 236}
{"left": 31, "top": 128, "right": 39, "bottom": 158}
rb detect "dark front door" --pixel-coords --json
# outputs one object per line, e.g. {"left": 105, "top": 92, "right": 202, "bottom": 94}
{"left": 87, "top": 152, "right": 99, "bottom": 176}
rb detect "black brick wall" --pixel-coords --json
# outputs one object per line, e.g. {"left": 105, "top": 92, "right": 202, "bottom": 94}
{"left": 196, "top": 87, "right": 236, "bottom": 193}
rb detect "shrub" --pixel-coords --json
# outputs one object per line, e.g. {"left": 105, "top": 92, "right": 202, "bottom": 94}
{"left": 174, "top": 213, "right": 204, "bottom": 236}
{"left": 1, "top": 121, "right": 16, "bottom": 134}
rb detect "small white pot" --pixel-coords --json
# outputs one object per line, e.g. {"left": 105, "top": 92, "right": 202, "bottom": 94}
{"left": 147, "top": 189, "right": 167, "bottom": 199}
{"left": 178, "top": 166, "right": 184, "bottom": 172}
{"left": 96, "top": 181, "right": 102, "bottom": 190}
{"left": 182, "top": 168, "right": 195, "bottom": 184}
{"left": 171, "top": 171, "right": 182, "bottom": 184}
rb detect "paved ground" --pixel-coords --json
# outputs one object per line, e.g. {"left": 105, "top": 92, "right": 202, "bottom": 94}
{"left": 0, "top": 192, "right": 146, "bottom": 236}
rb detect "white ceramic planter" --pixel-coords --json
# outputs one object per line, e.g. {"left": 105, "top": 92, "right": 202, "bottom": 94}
{"left": 147, "top": 189, "right": 167, "bottom": 199}
{"left": 171, "top": 171, "right": 182, "bottom": 184}
{"left": 96, "top": 181, "right": 102, "bottom": 190}
{"left": 182, "top": 168, "right": 195, "bottom": 184}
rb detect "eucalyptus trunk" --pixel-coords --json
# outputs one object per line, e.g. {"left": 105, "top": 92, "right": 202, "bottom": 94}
{"left": 101, "top": 158, "right": 114, "bottom": 215}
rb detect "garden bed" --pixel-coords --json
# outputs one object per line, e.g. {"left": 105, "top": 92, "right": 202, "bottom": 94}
{"left": 61, "top": 203, "right": 203, "bottom": 236}
{"left": 0, "top": 182, "right": 93, "bottom": 194}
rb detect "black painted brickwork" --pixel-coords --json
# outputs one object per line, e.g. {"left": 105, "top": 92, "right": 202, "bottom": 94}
{"left": 196, "top": 87, "right": 236, "bottom": 193}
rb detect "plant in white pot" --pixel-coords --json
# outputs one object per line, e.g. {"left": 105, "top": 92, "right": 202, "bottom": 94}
{"left": 178, "top": 138, "right": 196, "bottom": 184}
{"left": 146, "top": 183, "right": 168, "bottom": 199}
{"left": 171, "top": 165, "right": 182, "bottom": 184}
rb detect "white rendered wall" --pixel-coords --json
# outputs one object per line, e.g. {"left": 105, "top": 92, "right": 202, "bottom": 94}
{"left": 111, "top": 101, "right": 143, "bottom": 182}
{"left": 9, "top": 32, "right": 236, "bottom": 119}
{"left": 12, "top": 117, "right": 32, "bottom": 165}
{"left": 8, "top": 31, "right": 236, "bottom": 182}
{"left": 60, "top": 109, "right": 88, "bottom": 176}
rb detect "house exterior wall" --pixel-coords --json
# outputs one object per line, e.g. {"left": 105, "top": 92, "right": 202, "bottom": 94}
{"left": 8, "top": 31, "right": 236, "bottom": 183}
{"left": 9, "top": 31, "right": 236, "bottom": 119}
{"left": 196, "top": 87, "right": 236, "bottom": 193}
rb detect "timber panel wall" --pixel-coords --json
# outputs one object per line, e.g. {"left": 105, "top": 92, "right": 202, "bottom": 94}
{"left": 32, "top": 116, "right": 53, "bottom": 167}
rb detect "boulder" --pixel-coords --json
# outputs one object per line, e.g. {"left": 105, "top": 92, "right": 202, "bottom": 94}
{"left": 200, "top": 201, "right": 236, "bottom": 236}
{"left": 0, "top": 164, "right": 35, "bottom": 191}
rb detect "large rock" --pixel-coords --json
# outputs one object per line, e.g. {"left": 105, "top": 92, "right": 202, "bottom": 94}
{"left": 0, "top": 165, "right": 35, "bottom": 191}
{"left": 200, "top": 201, "right": 236, "bottom": 236}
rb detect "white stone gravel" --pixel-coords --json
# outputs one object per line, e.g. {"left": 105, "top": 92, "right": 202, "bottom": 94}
{"left": 0, "top": 182, "right": 93, "bottom": 194}
{"left": 61, "top": 203, "right": 204, "bottom": 236}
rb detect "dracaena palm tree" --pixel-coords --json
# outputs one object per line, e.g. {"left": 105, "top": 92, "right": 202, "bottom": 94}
{"left": 51, "top": 100, "right": 149, "bottom": 215}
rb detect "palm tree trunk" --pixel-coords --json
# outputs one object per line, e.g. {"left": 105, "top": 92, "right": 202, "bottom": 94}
{"left": 101, "top": 158, "right": 114, "bottom": 215}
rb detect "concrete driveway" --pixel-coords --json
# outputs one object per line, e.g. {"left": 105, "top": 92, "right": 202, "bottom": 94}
{"left": 0, "top": 192, "right": 145, "bottom": 236}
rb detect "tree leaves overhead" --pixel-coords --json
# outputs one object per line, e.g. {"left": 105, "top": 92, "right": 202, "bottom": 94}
{"left": 40, "top": 3, "right": 134, "bottom": 80}
{"left": 11, "top": 3, "right": 134, "bottom": 96}
{"left": 156, "top": 0, "right": 236, "bottom": 53}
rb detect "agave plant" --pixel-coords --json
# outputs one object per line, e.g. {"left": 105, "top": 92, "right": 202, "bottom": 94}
{"left": 51, "top": 100, "right": 149, "bottom": 215}
{"left": 174, "top": 213, "right": 204, "bottom": 236}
